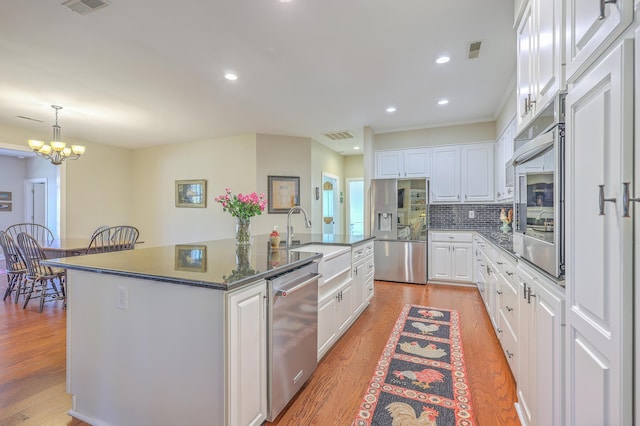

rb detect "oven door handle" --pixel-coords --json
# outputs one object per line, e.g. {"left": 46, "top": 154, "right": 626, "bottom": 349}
{"left": 276, "top": 273, "right": 322, "bottom": 297}
{"left": 598, "top": 185, "right": 617, "bottom": 216}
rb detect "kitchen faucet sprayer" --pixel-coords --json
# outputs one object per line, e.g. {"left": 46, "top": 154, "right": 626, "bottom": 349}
{"left": 286, "top": 206, "right": 311, "bottom": 247}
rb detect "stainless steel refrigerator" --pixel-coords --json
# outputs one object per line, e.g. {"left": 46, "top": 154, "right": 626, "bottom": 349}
{"left": 371, "top": 178, "right": 428, "bottom": 284}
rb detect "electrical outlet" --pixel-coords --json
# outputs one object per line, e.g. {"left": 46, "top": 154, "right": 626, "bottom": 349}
{"left": 468, "top": 210, "right": 475, "bottom": 219}
{"left": 117, "top": 286, "right": 128, "bottom": 310}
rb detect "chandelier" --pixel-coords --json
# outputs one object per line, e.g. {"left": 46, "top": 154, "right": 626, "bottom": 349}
{"left": 27, "top": 105, "right": 86, "bottom": 165}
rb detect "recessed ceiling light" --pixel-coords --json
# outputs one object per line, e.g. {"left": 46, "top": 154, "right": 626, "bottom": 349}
{"left": 224, "top": 73, "right": 238, "bottom": 81}
{"left": 436, "top": 56, "right": 450, "bottom": 64}
{"left": 280, "top": 0, "right": 292, "bottom": 2}
{"left": 438, "top": 99, "right": 449, "bottom": 105}
{"left": 386, "top": 106, "right": 396, "bottom": 113}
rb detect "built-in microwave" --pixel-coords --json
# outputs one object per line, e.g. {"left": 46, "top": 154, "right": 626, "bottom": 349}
{"left": 512, "top": 121, "right": 565, "bottom": 280}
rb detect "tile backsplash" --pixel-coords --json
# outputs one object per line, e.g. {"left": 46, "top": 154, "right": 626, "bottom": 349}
{"left": 429, "top": 203, "right": 513, "bottom": 232}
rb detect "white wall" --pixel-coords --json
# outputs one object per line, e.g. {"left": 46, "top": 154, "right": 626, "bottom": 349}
{"left": 256, "top": 134, "right": 312, "bottom": 237}
{"left": 496, "top": 87, "right": 517, "bottom": 136}
{"left": 131, "top": 134, "right": 257, "bottom": 247}
{"left": 0, "top": 156, "right": 27, "bottom": 231}
{"left": 374, "top": 121, "right": 497, "bottom": 150}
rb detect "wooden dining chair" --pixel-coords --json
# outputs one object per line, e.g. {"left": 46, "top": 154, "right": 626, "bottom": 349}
{"left": 0, "top": 230, "right": 27, "bottom": 303}
{"left": 16, "top": 232, "right": 66, "bottom": 312}
{"left": 6, "top": 223, "right": 54, "bottom": 246}
{"left": 86, "top": 225, "right": 139, "bottom": 254}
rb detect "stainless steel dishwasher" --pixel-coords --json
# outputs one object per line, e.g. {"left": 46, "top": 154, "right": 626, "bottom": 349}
{"left": 267, "top": 261, "right": 320, "bottom": 421}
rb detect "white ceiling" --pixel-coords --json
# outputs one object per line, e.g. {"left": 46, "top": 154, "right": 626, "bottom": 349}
{"left": 0, "top": 0, "right": 516, "bottom": 156}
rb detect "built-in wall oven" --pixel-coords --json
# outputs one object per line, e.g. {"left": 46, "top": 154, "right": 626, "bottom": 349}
{"left": 512, "top": 98, "right": 565, "bottom": 280}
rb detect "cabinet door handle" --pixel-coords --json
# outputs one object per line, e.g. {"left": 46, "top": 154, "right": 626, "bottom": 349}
{"left": 522, "top": 282, "right": 528, "bottom": 299}
{"left": 599, "top": 0, "right": 617, "bottom": 20}
{"left": 622, "top": 182, "right": 640, "bottom": 217}
{"left": 527, "top": 287, "right": 537, "bottom": 304}
{"left": 528, "top": 93, "right": 536, "bottom": 110}
{"left": 506, "top": 350, "right": 514, "bottom": 359}
{"left": 506, "top": 271, "right": 514, "bottom": 276}
{"left": 496, "top": 290, "right": 503, "bottom": 295}
{"left": 506, "top": 305, "right": 513, "bottom": 312}
{"left": 598, "top": 184, "right": 616, "bottom": 215}
{"left": 497, "top": 328, "right": 503, "bottom": 334}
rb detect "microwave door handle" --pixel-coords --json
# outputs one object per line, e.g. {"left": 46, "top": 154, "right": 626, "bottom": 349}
{"left": 598, "top": 184, "right": 617, "bottom": 215}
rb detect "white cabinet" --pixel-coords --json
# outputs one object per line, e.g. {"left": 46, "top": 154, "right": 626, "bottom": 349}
{"left": 565, "top": 0, "right": 633, "bottom": 81}
{"left": 352, "top": 240, "right": 374, "bottom": 315}
{"left": 516, "top": 0, "right": 564, "bottom": 132}
{"left": 227, "top": 281, "right": 268, "bottom": 426}
{"left": 515, "top": 263, "right": 564, "bottom": 426}
{"left": 461, "top": 143, "right": 494, "bottom": 202}
{"left": 428, "top": 232, "right": 473, "bottom": 283}
{"left": 376, "top": 148, "right": 431, "bottom": 179}
{"left": 495, "top": 117, "right": 516, "bottom": 201}
{"left": 317, "top": 240, "right": 374, "bottom": 361}
{"left": 565, "top": 39, "right": 633, "bottom": 426}
{"left": 431, "top": 146, "right": 461, "bottom": 202}
{"left": 431, "top": 144, "right": 493, "bottom": 203}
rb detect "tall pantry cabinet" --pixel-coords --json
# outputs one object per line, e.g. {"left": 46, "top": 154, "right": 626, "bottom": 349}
{"left": 562, "top": 0, "right": 635, "bottom": 425}
{"left": 515, "top": 0, "right": 637, "bottom": 424}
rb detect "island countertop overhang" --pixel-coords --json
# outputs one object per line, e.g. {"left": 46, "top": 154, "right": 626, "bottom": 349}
{"left": 42, "top": 234, "right": 374, "bottom": 291}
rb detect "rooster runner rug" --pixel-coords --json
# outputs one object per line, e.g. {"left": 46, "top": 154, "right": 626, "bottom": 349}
{"left": 353, "top": 304, "right": 475, "bottom": 426}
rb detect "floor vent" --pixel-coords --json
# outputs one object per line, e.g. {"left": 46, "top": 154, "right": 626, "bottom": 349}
{"left": 323, "top": 130, "right": 354, "bottom": 141}
{"left": 467, "top": 40, "right": 482, "bottom": 59}
{"left": 62, "top": 0, "right": 110, "bottom": 16}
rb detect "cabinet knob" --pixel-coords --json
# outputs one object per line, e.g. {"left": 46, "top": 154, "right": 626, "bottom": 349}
{"left": 497, "top": 328, "right": 503, "bottom": 334}
{"left": 506, "top": 350, "right": 514, "bottom": 359}
{"left": 496, "top": 290, "right": 503, "bottom": 295}
{"left": 506, "top": 305, "right": 513, "bottom": 312}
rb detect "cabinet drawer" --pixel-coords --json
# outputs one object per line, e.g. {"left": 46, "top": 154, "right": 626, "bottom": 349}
{"left": 498, "top": 276, "right": 519, "bottom": 337}
{"left": 431, "top": 232, "right": 473, "bottom": 243}
{"left": 352, "top": 241, "right": 373, "bottom": 262}
{"left": 497, "top": 309, "right": 518, "bottom": 379}
{"left": 365, "top": 256, "right": 375, "bottom": 279}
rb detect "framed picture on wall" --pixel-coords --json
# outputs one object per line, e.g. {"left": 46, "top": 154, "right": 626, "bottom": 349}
{"left": 0, "top": 192, "right": 11, "bottom": 202}
{"left": 175, "top": 180, "right": 207, "bottom": 208}
{"left": 267, "top": 176, "right": 300, "bottom": 214}
{"left": 0, "top": 202, "right": 12, "bottom": 212}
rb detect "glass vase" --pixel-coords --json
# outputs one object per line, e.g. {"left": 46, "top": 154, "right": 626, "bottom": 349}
{"left": 235, "top": 217, "right": 252, "bottom": 245}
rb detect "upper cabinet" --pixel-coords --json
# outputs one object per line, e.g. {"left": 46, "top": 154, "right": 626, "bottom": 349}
{"left": 516, "top": 0, "right": 564, "bottom": 133}
{"left": 495, "top": 117, "right": 516, "bottom": 201}
{"left": 431, "top": 146, "right": 461, "bottom": 203}
{"left": 376, "top": 148, "right": 431, "bottom": 179}
{"left": 431, "top": 144, "right": 494, "bottom": 204}
{"left": 565, "top": 0, "right": 633, "bottom": 81}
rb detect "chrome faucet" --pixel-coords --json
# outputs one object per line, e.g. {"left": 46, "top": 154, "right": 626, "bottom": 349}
{"left": 286, "top": 206, "right": 312, "bottom": 247}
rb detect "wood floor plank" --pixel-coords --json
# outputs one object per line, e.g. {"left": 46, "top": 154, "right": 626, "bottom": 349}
{"left": 0, "top": 274, "right": 518, "bottom": 425}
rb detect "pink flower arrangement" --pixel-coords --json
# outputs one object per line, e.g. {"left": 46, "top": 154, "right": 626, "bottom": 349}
{"left": 215, "top": 187, "right": 266, "bottom": 219}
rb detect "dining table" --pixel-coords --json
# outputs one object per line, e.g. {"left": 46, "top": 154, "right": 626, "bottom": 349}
{"left": 41, "top": 238, "right": 92, "bottom": 258}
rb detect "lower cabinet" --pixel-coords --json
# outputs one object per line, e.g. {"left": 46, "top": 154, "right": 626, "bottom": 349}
{"left": 317, "top": 240, "right": 374, "bottom": 361}
{"left": 515, "top": 262, "right": 564, "bottom": 426}
{"left": 429, "top": 232, "right": 473, "bottom": 283}
{"left": 226, "top": 280, "right": 268, "bottom": 426}
{"left": 472, "top": 234, "right": 564, "bottom": 426}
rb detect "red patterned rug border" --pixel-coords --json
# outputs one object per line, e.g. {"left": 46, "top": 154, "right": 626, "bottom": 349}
{"left": 353, "top": 304, "right": 476, "bottom": 426}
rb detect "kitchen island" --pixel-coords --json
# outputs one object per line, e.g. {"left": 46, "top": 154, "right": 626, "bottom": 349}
{"left": 43, "top": 234, "right": 373, "bottom": 426}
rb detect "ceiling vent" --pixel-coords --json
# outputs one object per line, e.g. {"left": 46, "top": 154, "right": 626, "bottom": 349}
{"left": 467, "top": 40, "right": 482, "bottom": 59}
{"left": 62, "top": 0, "right": 110, "bottom": 16}
{"left": 323, "top": 130, "right": 354, "bottom": 141}
{"left": 16, "top": 115, "right": 44, "bottom": 123}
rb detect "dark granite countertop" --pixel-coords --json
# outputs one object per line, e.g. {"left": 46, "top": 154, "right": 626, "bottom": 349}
{"left": 43, "top": 234, "right": 374, "bottom": 291}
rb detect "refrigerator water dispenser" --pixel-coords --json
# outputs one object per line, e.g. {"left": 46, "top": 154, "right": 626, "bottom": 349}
{"left": 377, "top": 212, "right": 393, "bottom": 232}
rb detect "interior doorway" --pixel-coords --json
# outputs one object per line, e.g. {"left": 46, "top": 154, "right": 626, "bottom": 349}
{"left": 321, "top": 172, "right": 339, "bottom": 235}
{"left": 24, "top": 179, "right": 47, "bottom": 226}
{"left": 347, "top": 178, "right": 364, "bottom": 236}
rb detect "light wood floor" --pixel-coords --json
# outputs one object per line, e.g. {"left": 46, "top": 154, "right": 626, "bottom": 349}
{"left": 0, "top": 271, "right": 518, "bottom": 425}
